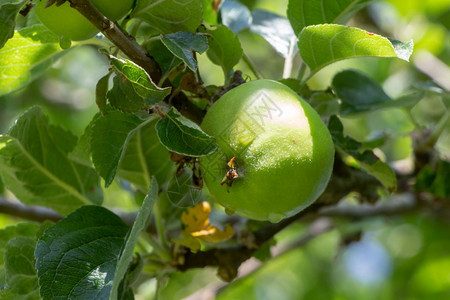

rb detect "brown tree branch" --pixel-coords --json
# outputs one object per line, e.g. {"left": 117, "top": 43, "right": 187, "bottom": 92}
{"left": 69, "top": 0, "right": 162, "bottom": 80}
{"left": 0, "top": 197, "right": 154, "bottom": 232}
{"left": 68, "top": 0, "right": 206, "bottom": 123}
{"left": 0, "top": 197, "right": 62, "bottom": 223}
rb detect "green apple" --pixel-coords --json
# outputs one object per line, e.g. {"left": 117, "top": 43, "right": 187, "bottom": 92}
{"left": 35, "top": 0, "right": 133, "bottom": 41}
{"left": 199, "top": 80, "right": 335, "bottom": 222}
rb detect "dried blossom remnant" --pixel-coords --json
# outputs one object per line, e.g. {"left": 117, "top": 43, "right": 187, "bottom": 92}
{"left": 174, "top": 201, "right": 234, "bottom": 251}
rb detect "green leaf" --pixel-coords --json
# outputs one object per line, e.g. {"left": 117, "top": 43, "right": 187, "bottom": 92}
{"left": 204, "top": 25, "right": 243, "bottom": 77}
{"left": 378, "top": 91, "right": 424, "bottom": 110}
{"left": 0, "top": 24, "right": 67, "bottom": 95}
{"left": 250, "top": 9, "right": 297, "bottom": 58}
{"left": 287, "top": 0, "right": 371, "bottom": 36}
{"left": 0, "top": 223, "right": 40, "bottom": 287}
{"left": 155, "top": 107, "right": 218, "bottom": 156}
{"left": 91, "top": 110, "right": 142, "bottom": 187}
{"left": 309, "top": 89, "right": 340, "bottom": 117}
{"left": 332, "top": 69, "right": 391, "bottom": 115}
{"left": 3, "top": 237, "right": 40, "bottom": 300}
{"left": 0, "top": 107, "right": 102, "bottom": 214}
{"left": 220, "top": 0, "right": 252, "bottom": 33}
{"left": 333, "top": 70, "right": 425, "bottom": 114}
{"left": 117, "top": 118, "right": 174, "bottom": 191}
{"left": 416, "top": 160, "right": 450, "bottom": 198}
{"left": 0, "top": 1, "right": 26, "bottom": 49}
{"left": 201, "top": 0, "right": 217, "bottom": 24}
{"left": 158, "top": 166, "right": 206, "bottom": 225}
{"left": 69, "top": 113, "right": 101, "bottom": 168}
{"left": 35, "top": 206, "right": 129, "bottom": 300}
{"left": 108, "top": 56, "right": 171, "bottom": 111}
{"left": 107, "top": 75, "right": 145, "bottom": 113}
{"left": 96, "top": 73, "right": 111, "bottom": 115}
{"left": 161, "top": 32, "right": 208, "bottom": 71}
{"left": 298, "top": 24, "right": 413, "bottom": 77}
{"left": 328, "top": 116, "right": 397, "bottom": 191}
{"left": 357, "top": 159, "right": 397, "bottom": 192}
{"left": 132, "top": 0, "right": 203, "bottom": 35}
{"left": 146, "top": 39, "right": 182, "bottom": 76}
{"left": 110, "top": 178, "right": 159, "bottom": 300}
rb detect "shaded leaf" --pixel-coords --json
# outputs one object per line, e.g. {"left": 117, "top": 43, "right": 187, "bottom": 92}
{"left": 3, "top": 237, "right": 39, "bottom": 299}
{"left": 220, "top": 0, "right": 252, "bottom": 33}
{"left": 0, "top": 223, "right": 40, "bottom": 287}
{"left": 69, "top": 113, "right": 102, "bottom": 168}
{"left": 204, "top": 25, "right": 243, "bottom": 77}
{"left": 298, "top": 24, "right": 413, "bottom": 77}
{"left": 107, "top": 75, "right": 145, "bottom": 113}
{"left": 328, "top": 115, "right": 397, "bottom": 191}
{"left": 35, "top": 206, "right": 129, "bottom": 300}
{"left": 332, "top": 69, "right": 391, "bottom": 115}
{"left": 90, "top": 111, "right": 142, "bottom": 186}
{"left": 0, "top": 24, "right": 67, "bottom": 95}
{"left": 416, "top": 160, "right": 450, "bottom": 198}
{"left": 287, "top": 0, "right": 371, "bottom": 36}
{"left": 146, "top": 39, "right": 182, "bottom": 76}
{"left": 161, "top": 166, "right": 206, "bottom": 213}
{"left": 110, "top": 178, "right": 159, "bottom": 300}
{"left": 309, "top": 89, "right": 340, "bottom": 116}
{"left": 95, "top": 73, "right": 111, "bottom": 115}
{"left": 117, "top": 118, "right": 174, "bottom": 191}
{"left": 155, "top": 107, "right": 218, "bottom": 156}
{"left": 132, "top": 0, "right": 203, "bottom": 35}
{"left": 333, "top": 69, "right": 425, "bottom": 114}
{"left": 0, "top": 1, "right": 26, "bottom": 49}
{"left": 0, "top": 107, "right": 102, "bottom": 214}
{"left": 378, "top": 91, "right": 424, "bottom": 110}
{"left": 161, "top": 32, "right": 208, "bottom": 71}
{"left": 250, "top": 9, "right": 297, "bottom": 58}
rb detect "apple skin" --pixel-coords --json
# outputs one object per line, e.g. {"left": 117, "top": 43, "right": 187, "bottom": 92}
{"left": 35, "top": 0, "right": 133, "bottom": 41}
{"left": 199, "top": 80, "right": 335, "bottom": 222}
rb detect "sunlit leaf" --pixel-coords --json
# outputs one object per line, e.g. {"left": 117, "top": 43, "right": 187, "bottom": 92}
{"left": 0, "top": 25, "right": 67, "bottom": 95}
{"left": 298, "top": 24, "right": 413, "bottom": 77}
{"left": 0, "top": 107, "right": 102, "bottom": 214}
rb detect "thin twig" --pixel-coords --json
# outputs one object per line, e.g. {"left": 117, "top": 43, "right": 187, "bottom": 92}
{"left": 69, "top": 0, "right": 162, "bottom": 80}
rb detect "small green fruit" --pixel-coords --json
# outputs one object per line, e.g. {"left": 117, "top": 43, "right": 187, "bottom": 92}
{"left": 199, "top": 80, "right": 335, "bottom": 222}
{"left": 35, "top": 0, "right": 133, "bottom": 41}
